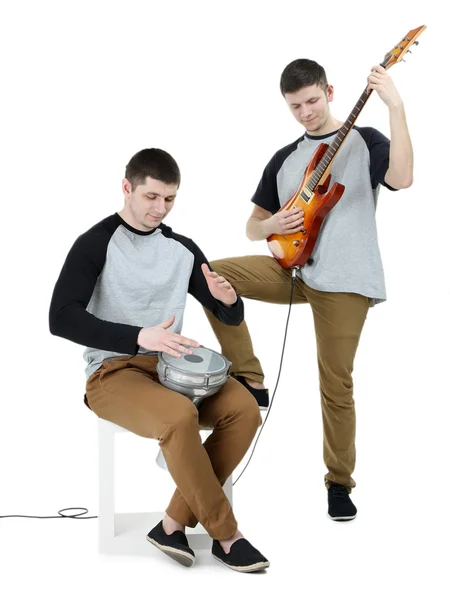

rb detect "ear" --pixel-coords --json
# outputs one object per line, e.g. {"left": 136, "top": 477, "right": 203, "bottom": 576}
{"left": 327, "top": 85, "right": 334, "bottom": 102}
{"left": 122, "top": 178, "right": 132, "bottom": 200}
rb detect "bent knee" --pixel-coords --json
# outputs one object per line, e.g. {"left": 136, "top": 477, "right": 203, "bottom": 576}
{"left": 236, "top": 387, "right": 263, "bottom": 429}
{"left": 169, "top": 401, "right": 199, "bottom": 430}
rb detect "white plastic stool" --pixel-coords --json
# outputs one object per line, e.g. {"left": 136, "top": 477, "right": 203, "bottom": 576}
{"left": 98, "top": 418, "right": 233, "bottom": 554}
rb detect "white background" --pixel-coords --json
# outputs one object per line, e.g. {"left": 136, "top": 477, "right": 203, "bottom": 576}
{"left": 0, "top": 1, "right": 448, "bottom": 598}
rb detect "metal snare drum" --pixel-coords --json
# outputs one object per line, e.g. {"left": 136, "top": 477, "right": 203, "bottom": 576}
{"left": 156, "top": 345, "right": 231, "bottom": 407}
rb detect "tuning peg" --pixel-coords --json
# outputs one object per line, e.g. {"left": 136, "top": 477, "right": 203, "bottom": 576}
{"left": 414, "top": 41, "right": 419, "bottom": 45}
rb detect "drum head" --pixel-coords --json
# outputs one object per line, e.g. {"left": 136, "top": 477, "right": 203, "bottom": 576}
{"left": 160, "top": 346, "right": 227, "bottom": 375}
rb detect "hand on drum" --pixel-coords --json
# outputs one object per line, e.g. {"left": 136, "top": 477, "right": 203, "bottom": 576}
{"left": 201, "top": 263, "right": 237, "bottom": 306}
{"left": 137, "top": 315, "right": 200, "bottom": 358}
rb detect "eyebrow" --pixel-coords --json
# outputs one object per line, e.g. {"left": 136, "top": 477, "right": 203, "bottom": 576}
{"left": 145, "top": 192, "right": 177, "bottom": 200}
{"left": 291, "top": 97, "right": 319, "bottom": 106}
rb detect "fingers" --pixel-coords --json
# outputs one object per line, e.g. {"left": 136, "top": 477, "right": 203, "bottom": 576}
{"left": 367, "top": 65, "right": 386, "bottom": 88}
{"left": 219, "top": 281, "right": 233, "bottom": 290}
{"left": 213, "top": 274, "right": 234, "bottom": 291}
{"left": 286, "top": 207, "right": 304, "bottom": 217}
{"left": 162, "top": 341, "right": 194, "bottom": 358}
{"left": 284, "top": 223, "right": 304, "bottom": 234}
{"left": 209, "top": 276, "right": 234, "bottom": 292}
{"left": 202, "top": 261, "right": 224, "bottom": 283}
{"left": 273, "top": 208, "right": 306, "bottom": 235}
{"left": 370, "top": 65, "right": 385, "bottom": 74}
{"left": 368, "top": 74, "right": 383, "bottom": 87}
{"left": 161, "top": 345, "right": 183, "bottom": 358}
{"left": 176, "top": 335, "right": 200, "bottom": 348}
{"left": 284, "top": 213, "right": 304, "bottom": 225}
{"left": 367, "top": 65, "right": 389, "bottom": 88}
{"left": 280, "top": 211, "right": 304, "bottom": 233}
{"left": 161, "top": 335, "right": 200, "bottom": 358}
{"left": 201, "top": 263, "right": 216, "bottom": 279}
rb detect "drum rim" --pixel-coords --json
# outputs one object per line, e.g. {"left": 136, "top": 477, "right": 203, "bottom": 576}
{"left": 155, "top": 374, "right": 230, "bottom": 391}
{"left": 157, "top": 345, "right": 231, "bottom": 376}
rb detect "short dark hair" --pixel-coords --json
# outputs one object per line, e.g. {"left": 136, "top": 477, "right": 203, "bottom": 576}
{"left": 280, "top": 59, "right": 328, "bottom": 95}
{"left": 125, "top": 148, "right": 181, "bottom": 191}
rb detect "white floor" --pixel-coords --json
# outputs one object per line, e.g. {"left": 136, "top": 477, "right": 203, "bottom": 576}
{"left": 1, "top": 477, "right": 447, "bottom": 600}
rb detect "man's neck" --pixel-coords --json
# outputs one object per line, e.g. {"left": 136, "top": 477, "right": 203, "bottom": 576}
{"left": 118, "top": 209, "right": 155, "bottom": 233}
{"left": 306, "top": 116, "right": 343, "bottom": 138}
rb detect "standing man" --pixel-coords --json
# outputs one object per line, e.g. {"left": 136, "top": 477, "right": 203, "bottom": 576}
{"left": 49, "top": 148, "right": 269, "bottom": 572}
{"left": 204, "top": 59, "right": 413, "bottom": 520}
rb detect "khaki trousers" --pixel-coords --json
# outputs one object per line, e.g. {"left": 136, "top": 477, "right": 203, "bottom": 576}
{"left": 85, "top": 354, "right": 262, "bottom": 539}
{"left": 204, "top": 255, "right": 370, "bottom": 490}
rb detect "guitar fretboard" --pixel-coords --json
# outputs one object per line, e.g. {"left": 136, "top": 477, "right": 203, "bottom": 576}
{"left": 303, "top": 57, "right": 390, "bottom": 196}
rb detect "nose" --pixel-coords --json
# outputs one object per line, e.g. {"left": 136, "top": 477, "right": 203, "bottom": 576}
{"left": 299, "top": 106, "right": 313, "bottom": 120}
{"left": 154, "top": 198, "right": 166, "bottom": 216}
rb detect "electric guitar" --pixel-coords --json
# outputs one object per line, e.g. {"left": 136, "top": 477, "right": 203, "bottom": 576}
{"left": 267, "top": 25, "right": 426, "bottom": 270}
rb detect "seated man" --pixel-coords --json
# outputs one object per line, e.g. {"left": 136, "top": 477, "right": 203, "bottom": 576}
{"left": 49, "top": 148, "right": 269, "bottom": 573}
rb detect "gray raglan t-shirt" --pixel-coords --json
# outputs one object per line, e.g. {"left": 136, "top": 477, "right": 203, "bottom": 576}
{"left": 49, "top": 214, "right": 244, "bottom": 379}
{"left": 251, "top": 126, "right": 397, "bottom": 305}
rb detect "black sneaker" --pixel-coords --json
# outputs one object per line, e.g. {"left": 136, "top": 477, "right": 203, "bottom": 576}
{"left": 327, "top": 483, "right": 357, "bottom": 521}
{"left": 146, "top": 520, "right": 195, "bottom": 567}
{"left": 212, "top": 538, "right": 270, "bottom": 572}
{"left": 234, "top": 375, "right": 269, "bottom": 410}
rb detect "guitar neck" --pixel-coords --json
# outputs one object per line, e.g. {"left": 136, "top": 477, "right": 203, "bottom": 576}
{"left": 307, "top": 58, "right": 390, "bottom": 191}
{"left": 306, "top": 87, "right": 372, "bottom": 191}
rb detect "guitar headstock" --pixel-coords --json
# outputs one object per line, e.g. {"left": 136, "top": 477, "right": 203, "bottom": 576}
{"left": 383, "top": 25, "right": 426, "bottom": 70}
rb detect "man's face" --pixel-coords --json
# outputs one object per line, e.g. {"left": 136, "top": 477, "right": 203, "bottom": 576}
{"left": 122, "top": 176, "right": 178, "bottom": 231}
{"left": 285, "top": 84, "right": 334, "bottom": 134}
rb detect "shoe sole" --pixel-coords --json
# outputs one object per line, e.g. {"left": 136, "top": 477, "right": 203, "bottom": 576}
{"left": 146, "top": 535, "right": 195, "bottom": 567}
{"left": 328, "top": 514, "right": 357, "bottom": 521}
{"left": 213, "top": 554, "right": 270, "bottom": 573}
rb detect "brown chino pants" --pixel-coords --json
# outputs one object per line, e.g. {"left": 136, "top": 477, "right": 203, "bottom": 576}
{"left": 85, "top": 354, "right": 262, "bottom": 540}
{"left": 204, "top": 255, "right": 370, "bottom": 490}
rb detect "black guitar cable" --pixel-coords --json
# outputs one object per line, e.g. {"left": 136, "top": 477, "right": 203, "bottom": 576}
{"left": 233, "top": 266, "right": 299, "bottom": 485}
{"left": 0, "top": 508, "right": 97, "bottom": 519}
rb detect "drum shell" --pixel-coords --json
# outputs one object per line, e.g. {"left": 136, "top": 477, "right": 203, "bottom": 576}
{"left": 156, "top": 346, "right": 231, "bottom": 399}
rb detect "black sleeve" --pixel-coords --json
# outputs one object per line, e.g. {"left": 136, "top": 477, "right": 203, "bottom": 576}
{"left": 356, "top": 126, "right": 398, "bottom": 191}
{"left": 250, "top": 152, "right": 281, "bottom": 214}
{"left": 49, "top": 221, "right": 142, "bottom": 353}
{"left": 251, "top": 138, "right": 304, "bottom": 212}
{"left": 173, "top": 235, "right": 244, "bottom": 326}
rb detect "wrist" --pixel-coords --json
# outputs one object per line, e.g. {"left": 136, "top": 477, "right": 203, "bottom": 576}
{"left": 260, "top": 218, "right": 271, "bottom": 239}
{"left": 217, "top": 293, "right": 237, "bottom": 307}
{"left": 388, "top": 100, "right": 405, "bottom": 113}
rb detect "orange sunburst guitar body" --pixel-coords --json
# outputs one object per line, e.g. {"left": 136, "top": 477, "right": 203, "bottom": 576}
{"left": 267, "top": 143, "right": 345, "bottom": 269}
{"left": 267, "top": 24, "right": 426, "bottom": 270}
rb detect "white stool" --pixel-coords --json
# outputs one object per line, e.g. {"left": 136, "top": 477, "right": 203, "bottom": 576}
{"left": 98, "top": 418, "right": 233, "bottom": 554}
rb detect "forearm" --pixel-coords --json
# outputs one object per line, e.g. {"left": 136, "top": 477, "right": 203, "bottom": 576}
{"left": 385, "top": 104, "right": 414, "bottom": 189}
{"left": 49, "top": 303, "right": 141, "bottom": 354}
{"left": 211, "top": 296, "right": 244, "bottom": 326}
{"left": 246, "top": 217, "right": 270, "bottom": 241}
{"left": 186, "top": 239, "right": 245, "bottom": 326}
